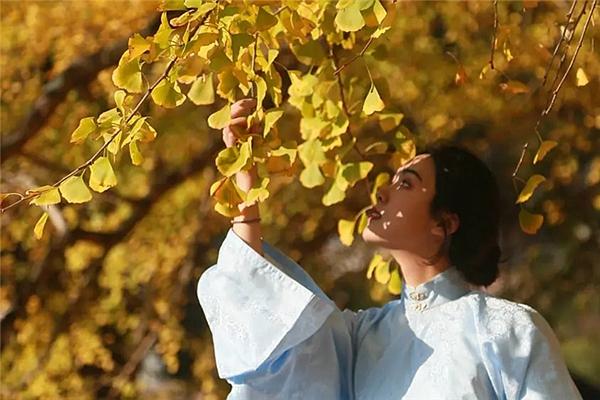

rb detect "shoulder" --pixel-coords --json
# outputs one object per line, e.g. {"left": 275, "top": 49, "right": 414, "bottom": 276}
{"left": 462, "top": 291, "right": 550, "bottom": 345}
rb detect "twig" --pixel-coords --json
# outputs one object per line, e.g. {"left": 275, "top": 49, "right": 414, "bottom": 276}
{"left": 489, "top": 0, "right": 498, "bottom": 70}
{"left": 1, "top": 12, "right": 212, "bottom": 214}
{"left": 543, "top": 0, "right": 596, "bottom": 115}
{"left": 334, "top": 36, "right": 374, "bottom": 76}
{"left": 542, "top": 0, "right": 579, "bottom": 86}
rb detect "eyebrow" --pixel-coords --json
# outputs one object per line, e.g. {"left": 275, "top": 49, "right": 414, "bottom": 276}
{"left": 395, "top": 168, "right": 423, "bottom": 183}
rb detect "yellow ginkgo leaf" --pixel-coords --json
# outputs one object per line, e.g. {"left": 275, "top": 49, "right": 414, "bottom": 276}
{"left": 300, "top": 163, "right": 325, "bottom": 188}
{"left": 29, "top": 186, "right": 61, "bottom": 206}
{"left": 338, "top": 218, "right": 356, "bottom": 247}
{"left": 367, "top": 253, "right": 384, "bottom": 279}
{"left": 387, "top": 268, "right": 402, "bottom": 295}
{"left": 576, "top": 67, "right": 589, "bottom": 87}
{"left": 129, "top": 141, "right": 144, "bottom": 166}
{"left": 533, "top": 140, "right": 558, "bottom": 164}
{"left": 188, "top": 74, "right": 215, "bottom": 105}
{"left": 519, "top": 208, "right": 544, "bottom": 234}
{"left": 363, "top": 84, "right": 385, "bottom": 115}
{"left": 70, "top": 117, "right": 97, "bottom": 144}
{"left": 89, "top": 157, "right": 118, "bottom": 193}
{"left": 59, "top": 175, "right": 92, "bottom": 204}
{"left": 335, "top": 4, "right": 365, "bottom": 32}
{"left": 516, "top": 174, "right": 546, "bottom": 204}
{"left": 375, "top": 258, "right": 391, "bottom": 284}
{"left": 34, "top": 212, "right": 49, "bottom": 240}
{"left": 322, "top": 181, "right": 346, "bottom": 206}
{"left": 151, "top": 79, "right": 186, "bottom": 108}
{"left": 112, "top": 51, "right": 143, "bottom": 93}
{"left": 208, "top": 103, "right": 231, "bottom": 130}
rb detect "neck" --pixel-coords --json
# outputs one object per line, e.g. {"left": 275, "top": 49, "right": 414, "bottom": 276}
{"left": 388, "top": 249, "right": 452, "bottom": 288}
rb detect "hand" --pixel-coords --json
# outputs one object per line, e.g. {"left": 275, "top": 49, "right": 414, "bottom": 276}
{"left": 222, "top": 98, "right": 259, "bottom": 148}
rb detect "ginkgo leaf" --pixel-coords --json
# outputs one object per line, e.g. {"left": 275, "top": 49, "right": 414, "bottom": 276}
{"left": 519, "top": 208, "right": 544, "bottom": 234}
{"left": 378, "top": 113, "right": 403, "bottom": 132}
{"left": 245, "top": 177, "right": 270, "bottom": 204}
{"left": 112, "top": 50, "right": 143, "bottom": 93}
{"left": 576, "top": 67, "right": 589, "bottom": 87}
{"left": 322, "top": 180, "right": 346, "bottom": 206}
{"left": 533, "top": 140, "right": 558, "bottom": 164}
{"left": 340, "top": 161, "right": 373, "bottom": 188}
{"left": 34, "top": 212, "right": 49, "bottom": 240}
{"left": 298, "top": 139, "right": 327, "bottom": 165}
{"left": 151, "top": 79, "right": 186, "bottom": 108}
{"left": 256, "top": 7, "right": 277, "bottom": 31}
{"left": 128, "top": 33, "right": 152, "bottom": 59}
{"left": 387, "top": 268, "right": 402, "bottom": 295}
{"left": 300, "top": 163, "right": 325, "bottom": 188}
{"left": 363, "top": 84, "right": 385, "bottom": 115}
{"left": 188, "top": 74, "right": 215, "bottom": 105}
{"left": 338, "top": 218, "right": 356, "bottom": 246}
{"left": 208, "top": 103, "right": 231, "bottom": 130}
{"left": 335, "top": 4, "right": 365, "bottom": 32}
{"left": 29, "top": 186, "right": 61, "bottom": 206}
{"left": 516, "top": 174, "right": 546, "bottom": 204}
{"left": 499, "top": 80, "right": 530, "bottom": 94}
{"left": 215, "top": 143, "right": 251, "bottom": 177}
{"left": 129, "top": 141, "right": 144, "bottom": 166}
{"left": 357, "top": 210, "right": 369, "bottom": 234}
{"left": 367, "top": 253, "right": 383, "bottom": 279}
{"left": 89, "top": 157, "right": 118, "bottom": 193}
{"left": 375, "top": 258, "right": 391, "bottom": 284}
{"left": 70, "top": 117, "right": 97, "bottom": 144}
{"left": 263, "top": 108, "right": 284, "bottom": 137}
{"left": 59, "top": 176, "right": 92, "bottom": 204}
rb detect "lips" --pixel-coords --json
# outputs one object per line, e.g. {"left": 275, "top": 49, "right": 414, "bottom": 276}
{"left": 366, "top": 206, "right": 382, "bottom": 219}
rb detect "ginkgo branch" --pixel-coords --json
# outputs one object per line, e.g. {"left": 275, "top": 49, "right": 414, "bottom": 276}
{"left": 489, "top": 0, "right": 498, "bottom": 70}
{"left": 0, "top": 12, "right": 213, "bottom": 214}
{"left": 542, "top": 0, "right": 579, "bottom": 86}
{"left": 334, "top": 36, "right": 374, "bottom": 76}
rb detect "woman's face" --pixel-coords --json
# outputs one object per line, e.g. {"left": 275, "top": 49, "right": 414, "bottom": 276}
{"left": 361, "top": 154, "right": 441, "bottom": 254}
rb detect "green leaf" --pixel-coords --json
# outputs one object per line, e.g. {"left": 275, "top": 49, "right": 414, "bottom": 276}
{"left": 34, "top": 212, "right": 49, "bottom": 240}
{"left": 256, "top": 7, "right": 278, "bottom": 31}
{"left": 231, "top": 33, "right": 254, "bottom": 60}
{"left": 378, "top": 112, "right": 404, "bottom": 132}
{"left": 533, "top": 140, "right": 558, "bottom": 164}
{"left": 70, "top": 117, "right": 97, "bottom": 144}
{"left": 300, "top": 163, "right": 325, "bottom": 188}
{"left": 209, "top": 48, "right": 233, "bottom": 73}
{"left": 340, "top": 161, "right": 373, "bottom": 188}
{"left": 298, "top": 138, "right": 327, "bottom": 165}
{"left": 387, "top": 268, "right": 402, "bottom": 295}
{"left": 363, "top": 84, "right": 385, "bottom": 115}
{"left": 29, "top": 186, "right": 61, "bottom": 206}
{"left": 246, "top": 177, "right": 270, "bottom": 204}
{"left": 515, "top": 174, "right": 546, "bottom": 204}
{"left": 151, "top": 79, "right": 186, "bottom": 108}
{"left": 128, "top": 33, "right": 152, "bottom": 59}
{"left": 129, "top": 141, "right": 144, "bottom": 166}
{"left": 338, "top": 218, "right": 356, "bottom": 246}
{"left": 215, "top": 142, "right": 251, "bottom": 177}
{"left": 89, "top": 157, "right": 118, "bottom": 193}
{"left": 59, "top": 176, "right": 92, "bottom": 204}
{"left": 322, "top": 180, "right": 346, "bottom": 206}
{"left": 263, "top": 108, "right": 284, "bottom": 137}
{"left": 519, "top": 208, "right": 544, "bottom": 235}
{"left": 208, "top": 103, "right": 231, "bottom": 129}
{"left": 372, "top": 0, "right": 387, "bottom": 24}
{"left": 188, "top": 74, "right": 215, "bottom": 105}
{"left": 335, "top": 4, "right": 365, "bottom": 32}
{"left": 112, "top": 50, "right": 143, "bottom": 93}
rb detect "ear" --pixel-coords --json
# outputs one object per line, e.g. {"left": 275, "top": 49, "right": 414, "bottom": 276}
{"left": 431, "top": 212, "right": 460, "bottom": 238}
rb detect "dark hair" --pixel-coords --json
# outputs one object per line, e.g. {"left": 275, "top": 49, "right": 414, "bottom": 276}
{"left": 418, "top": 141, "right": 502, "bottom": 286}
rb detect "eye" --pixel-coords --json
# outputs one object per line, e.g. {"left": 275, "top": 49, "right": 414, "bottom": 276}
{"left": 395, "top": 179, "right": 411, "bottom": 189}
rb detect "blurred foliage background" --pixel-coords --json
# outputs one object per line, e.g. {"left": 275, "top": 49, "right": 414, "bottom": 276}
{"left": 1, "top": 0, "right": 599, "bottom": 398}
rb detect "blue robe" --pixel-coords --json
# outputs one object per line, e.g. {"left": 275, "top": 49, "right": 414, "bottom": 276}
{"left": 197, "top": 228, "right": 582, "bottom": 399}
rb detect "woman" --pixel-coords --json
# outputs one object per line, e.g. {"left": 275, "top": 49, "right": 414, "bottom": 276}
{"left": 197, "top": 98, "right": 582, "bottom": 399}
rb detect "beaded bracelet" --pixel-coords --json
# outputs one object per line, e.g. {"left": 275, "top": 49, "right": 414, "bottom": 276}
{"left": 231, "top": 217, "right": 262, "bottom": 225}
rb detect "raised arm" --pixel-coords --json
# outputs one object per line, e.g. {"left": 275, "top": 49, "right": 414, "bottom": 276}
{"left": 224, "top": 98, "right": 263, "bottom": 256}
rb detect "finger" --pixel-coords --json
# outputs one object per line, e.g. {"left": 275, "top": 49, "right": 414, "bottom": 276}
{"left": 222, "top": 126, "right": 237, "bottom": 147}
{"left": 231, "top": 99, "right": 257, "bottom": 118}
{"left": 228, "top": 116, "right": 248, "bottom": 128}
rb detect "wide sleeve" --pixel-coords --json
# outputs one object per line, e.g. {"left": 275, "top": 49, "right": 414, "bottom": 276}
{"left": 196, "top": 227, "right": 337, "bottom": 381}
{"left": 476, "top": 297, "right": 582, "bottom": 400}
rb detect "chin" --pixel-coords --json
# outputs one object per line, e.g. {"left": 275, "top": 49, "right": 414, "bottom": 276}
{"left": 361, "top": 225, "right": 386, "bottom": 245}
